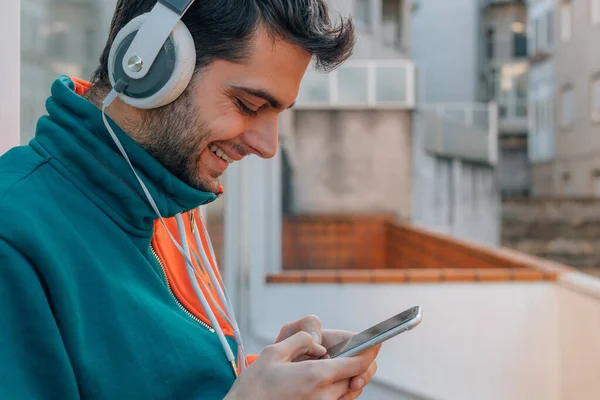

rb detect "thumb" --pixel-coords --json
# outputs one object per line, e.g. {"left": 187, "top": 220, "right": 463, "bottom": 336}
{"left": 278, "top": 331, "right": 327, "bottom": 362}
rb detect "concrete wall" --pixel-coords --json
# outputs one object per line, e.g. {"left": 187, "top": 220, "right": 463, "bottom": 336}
{"left": 530, "top": 160, "right": 555, "bottom": 196}
{"left": 410, "top": 0, "right": 480, "bottom": 102}
{"left": 283, "top": 109, "right": 413, "bottom": 220}
{"left": 552, "top": 0, "right": 600, "bottom": 196}
{"left": 412, "top": 110, "right": 501, "bottom": 246}
{"left": 502, "top": 198, "right": 600, "bottom": 272}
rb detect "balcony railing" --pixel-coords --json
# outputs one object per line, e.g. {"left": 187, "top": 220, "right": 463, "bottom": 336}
{"left": 295, "top": 59, "right": 416, "bottom": 109}
{"left": 418, "top": 103, "right": 499, "bottom": 165}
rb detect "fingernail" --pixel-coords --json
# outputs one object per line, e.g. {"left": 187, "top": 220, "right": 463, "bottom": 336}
{"left": 356, "top": 378, "right": 365, "bottom": 389}
{"left": 309, "top": 331, "right": 320, "bottom": 343}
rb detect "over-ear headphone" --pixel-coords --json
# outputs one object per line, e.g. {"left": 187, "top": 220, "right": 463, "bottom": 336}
{"left": 107, "top": 0, "right": 197, "bottom": 109}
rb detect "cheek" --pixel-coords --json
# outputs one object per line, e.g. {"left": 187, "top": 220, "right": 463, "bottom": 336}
{"left": 206, "top": 113, "right": 248, "bottom": 142}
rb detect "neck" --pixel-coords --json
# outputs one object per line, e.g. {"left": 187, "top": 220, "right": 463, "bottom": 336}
{"left": 83, "top": 84, "right": 146, "bottom": 142}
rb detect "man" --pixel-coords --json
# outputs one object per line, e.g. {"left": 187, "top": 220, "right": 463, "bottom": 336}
{"left": 0, "top": 0, "right": 381, "bottom": 399}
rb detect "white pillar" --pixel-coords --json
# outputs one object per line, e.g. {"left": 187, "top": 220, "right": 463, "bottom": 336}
{"left": 451, "top": 158, "right": 462, "bottom": 236}
{"left": 0, "top": 0, "right": 21, "bottom": 155}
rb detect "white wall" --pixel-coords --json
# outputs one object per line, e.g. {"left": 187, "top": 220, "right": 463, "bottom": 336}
{"left": 557, "top": 276, "right": 600, "bottom": 400}
{"left": 0, "top": 0, "right": 20, "bottom": 155}
{"left": 251, "top": 282, "right": 560, "bottom": 400}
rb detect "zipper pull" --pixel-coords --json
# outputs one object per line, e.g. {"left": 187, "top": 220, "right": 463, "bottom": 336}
{"left": 190, "top": 210, "right": 197, "bottom": 234}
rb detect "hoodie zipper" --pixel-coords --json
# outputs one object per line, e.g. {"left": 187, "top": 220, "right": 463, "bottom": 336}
{"left": 150, "top": 244, "right": 216, "bottom": 333}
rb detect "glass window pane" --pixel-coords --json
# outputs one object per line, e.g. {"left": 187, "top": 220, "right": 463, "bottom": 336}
{"left": 354, "top": 0, "right": 370, "bottom": 30}
{"left": 375, "top": 66, "right": 406, "bottom": 103}
{"left": 338, "top": 66, "right": 368, "bottom": 104}
{"left": 297, "top": 69, "right": 330, "bottom": 104}
{"left": 20, "top": 0, "right": 118, "bottom": 144}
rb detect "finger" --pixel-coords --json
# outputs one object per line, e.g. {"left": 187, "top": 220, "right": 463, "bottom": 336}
{"left": 321, "top": 329, "right": 355, "bottom": 349}
{"left": 349, "top": 360, "right": 377, "bottom": 392}
{"left": 322, "top": 379, "right": 351, "bottom": 400}
{"left": 339, "top": 388, "right": 363, "bottom": 400}
{"left": 277, "top": 315, "right": 322, "bottom": 344}
{"left": 322, "top": 345, "right": 380, "bottom": 382}
{"left": 274, "top": 331, "right": 327, "bottom": 361}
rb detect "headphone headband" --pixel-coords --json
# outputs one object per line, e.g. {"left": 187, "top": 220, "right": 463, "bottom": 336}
{"left": 121, "top": 0, "right": 196, "bottom": 80}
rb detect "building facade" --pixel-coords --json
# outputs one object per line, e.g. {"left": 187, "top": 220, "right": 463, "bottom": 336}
{"left": 549, "top": 0, "right": 600, "bottom": 196}
{"left": 480, "top": 0, "right": 530, "bottom": 198}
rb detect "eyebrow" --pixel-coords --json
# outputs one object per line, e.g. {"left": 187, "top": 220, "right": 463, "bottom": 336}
{"left": 231, "top": 85, "right": 295, "bottom": 110}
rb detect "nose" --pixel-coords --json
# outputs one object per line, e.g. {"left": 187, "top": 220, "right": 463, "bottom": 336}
{"left": 244, "top": 115, "right": 279, "bottom": 159}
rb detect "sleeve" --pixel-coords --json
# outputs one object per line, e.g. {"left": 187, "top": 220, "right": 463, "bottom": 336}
{"left": 0, "top": 238, "right": 80, "bottom": 399}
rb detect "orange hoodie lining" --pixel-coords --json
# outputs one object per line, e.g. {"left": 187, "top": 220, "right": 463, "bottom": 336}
{"left": 152, "top": 216, "right": 235, "bottom": 338}
{"left": 71, "top": 77, "right": 92, "bottom": 96}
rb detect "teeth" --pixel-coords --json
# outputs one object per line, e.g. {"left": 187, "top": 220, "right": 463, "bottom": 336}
{"left": 209, "top": 144, "right": 234, "bottom": 164}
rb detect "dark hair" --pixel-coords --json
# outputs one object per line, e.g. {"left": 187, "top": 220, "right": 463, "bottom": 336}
{"left": 90, "top": 0, "right": 355, "bottom": 87}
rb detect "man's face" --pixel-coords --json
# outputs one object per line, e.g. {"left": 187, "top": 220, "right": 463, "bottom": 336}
{"left": 137, "top": 27, "right": 311, "bottom": 193}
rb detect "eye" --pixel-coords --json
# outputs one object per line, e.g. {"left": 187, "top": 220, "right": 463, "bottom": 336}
{"left": 235, "top": 99, "right": 258, "bottom": 117}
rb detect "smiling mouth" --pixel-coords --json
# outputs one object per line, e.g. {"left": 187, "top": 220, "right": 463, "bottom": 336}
{"left": 209, "top": 144, "right": 234, "bottom": 163}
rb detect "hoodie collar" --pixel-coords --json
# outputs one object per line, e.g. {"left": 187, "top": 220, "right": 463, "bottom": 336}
{"left": 30, "top": 75, "right": 220, "bottom": 237}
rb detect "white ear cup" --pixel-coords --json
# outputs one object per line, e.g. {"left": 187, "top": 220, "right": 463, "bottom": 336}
{"left": 107, "top": 13, "right": 196, "bottom": 109}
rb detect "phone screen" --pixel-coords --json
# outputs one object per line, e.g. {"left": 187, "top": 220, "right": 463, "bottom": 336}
{"left": 326, "top": 306, "right": 420, "bottom": 357}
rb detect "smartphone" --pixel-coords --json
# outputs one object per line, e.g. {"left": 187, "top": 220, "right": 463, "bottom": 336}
{"left": 325, "top": 306, "right": 422, "bottom": 358}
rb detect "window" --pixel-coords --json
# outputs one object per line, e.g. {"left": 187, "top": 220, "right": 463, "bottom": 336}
{"left": 592, "top": 0, "right": 600, "bottom": 25}
{"left": 486, "top": 28, "right": 495, "bottom": 59}
{"left": 561, "top": 2, "right": 572, "bottom": 42}
{"left": 513, "top": 32, "right": 528, "bottom": 57}
{"left": 562, "top": 85, "right": 575, "bottom": 128}
{"left": 591, "top": 75, "right": 600, "bottom": 120}
{"left": 381, "top": 0, "right": 403, "bottom": 50}
{"left": 354, "top": 0, "right": 371, "bottom": 30}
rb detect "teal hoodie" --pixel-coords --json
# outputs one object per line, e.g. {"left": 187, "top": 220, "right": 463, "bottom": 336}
{"left": 0, "top": 76, "right": 239, "bottom": 399}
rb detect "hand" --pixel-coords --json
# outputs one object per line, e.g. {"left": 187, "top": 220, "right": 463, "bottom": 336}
{"left": 224, "top": 331, "right": 378, "bottom": 400}
{"left": 274, "top": 315, "right": 381, "bottom": 399}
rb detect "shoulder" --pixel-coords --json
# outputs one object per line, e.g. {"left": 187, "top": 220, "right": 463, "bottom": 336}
{"left": 0, "top": 145, "right": 52, "bottom": 239}
{"left": 0, "top": 144, "right": 48, "bottom": 204}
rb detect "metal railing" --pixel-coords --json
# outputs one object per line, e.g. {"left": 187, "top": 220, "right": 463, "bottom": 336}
{"left": 418, "top": 102, "right": 499, "bottom": 165}
{"left": 295, "top": 59, "right": 416, "bottom": 109}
